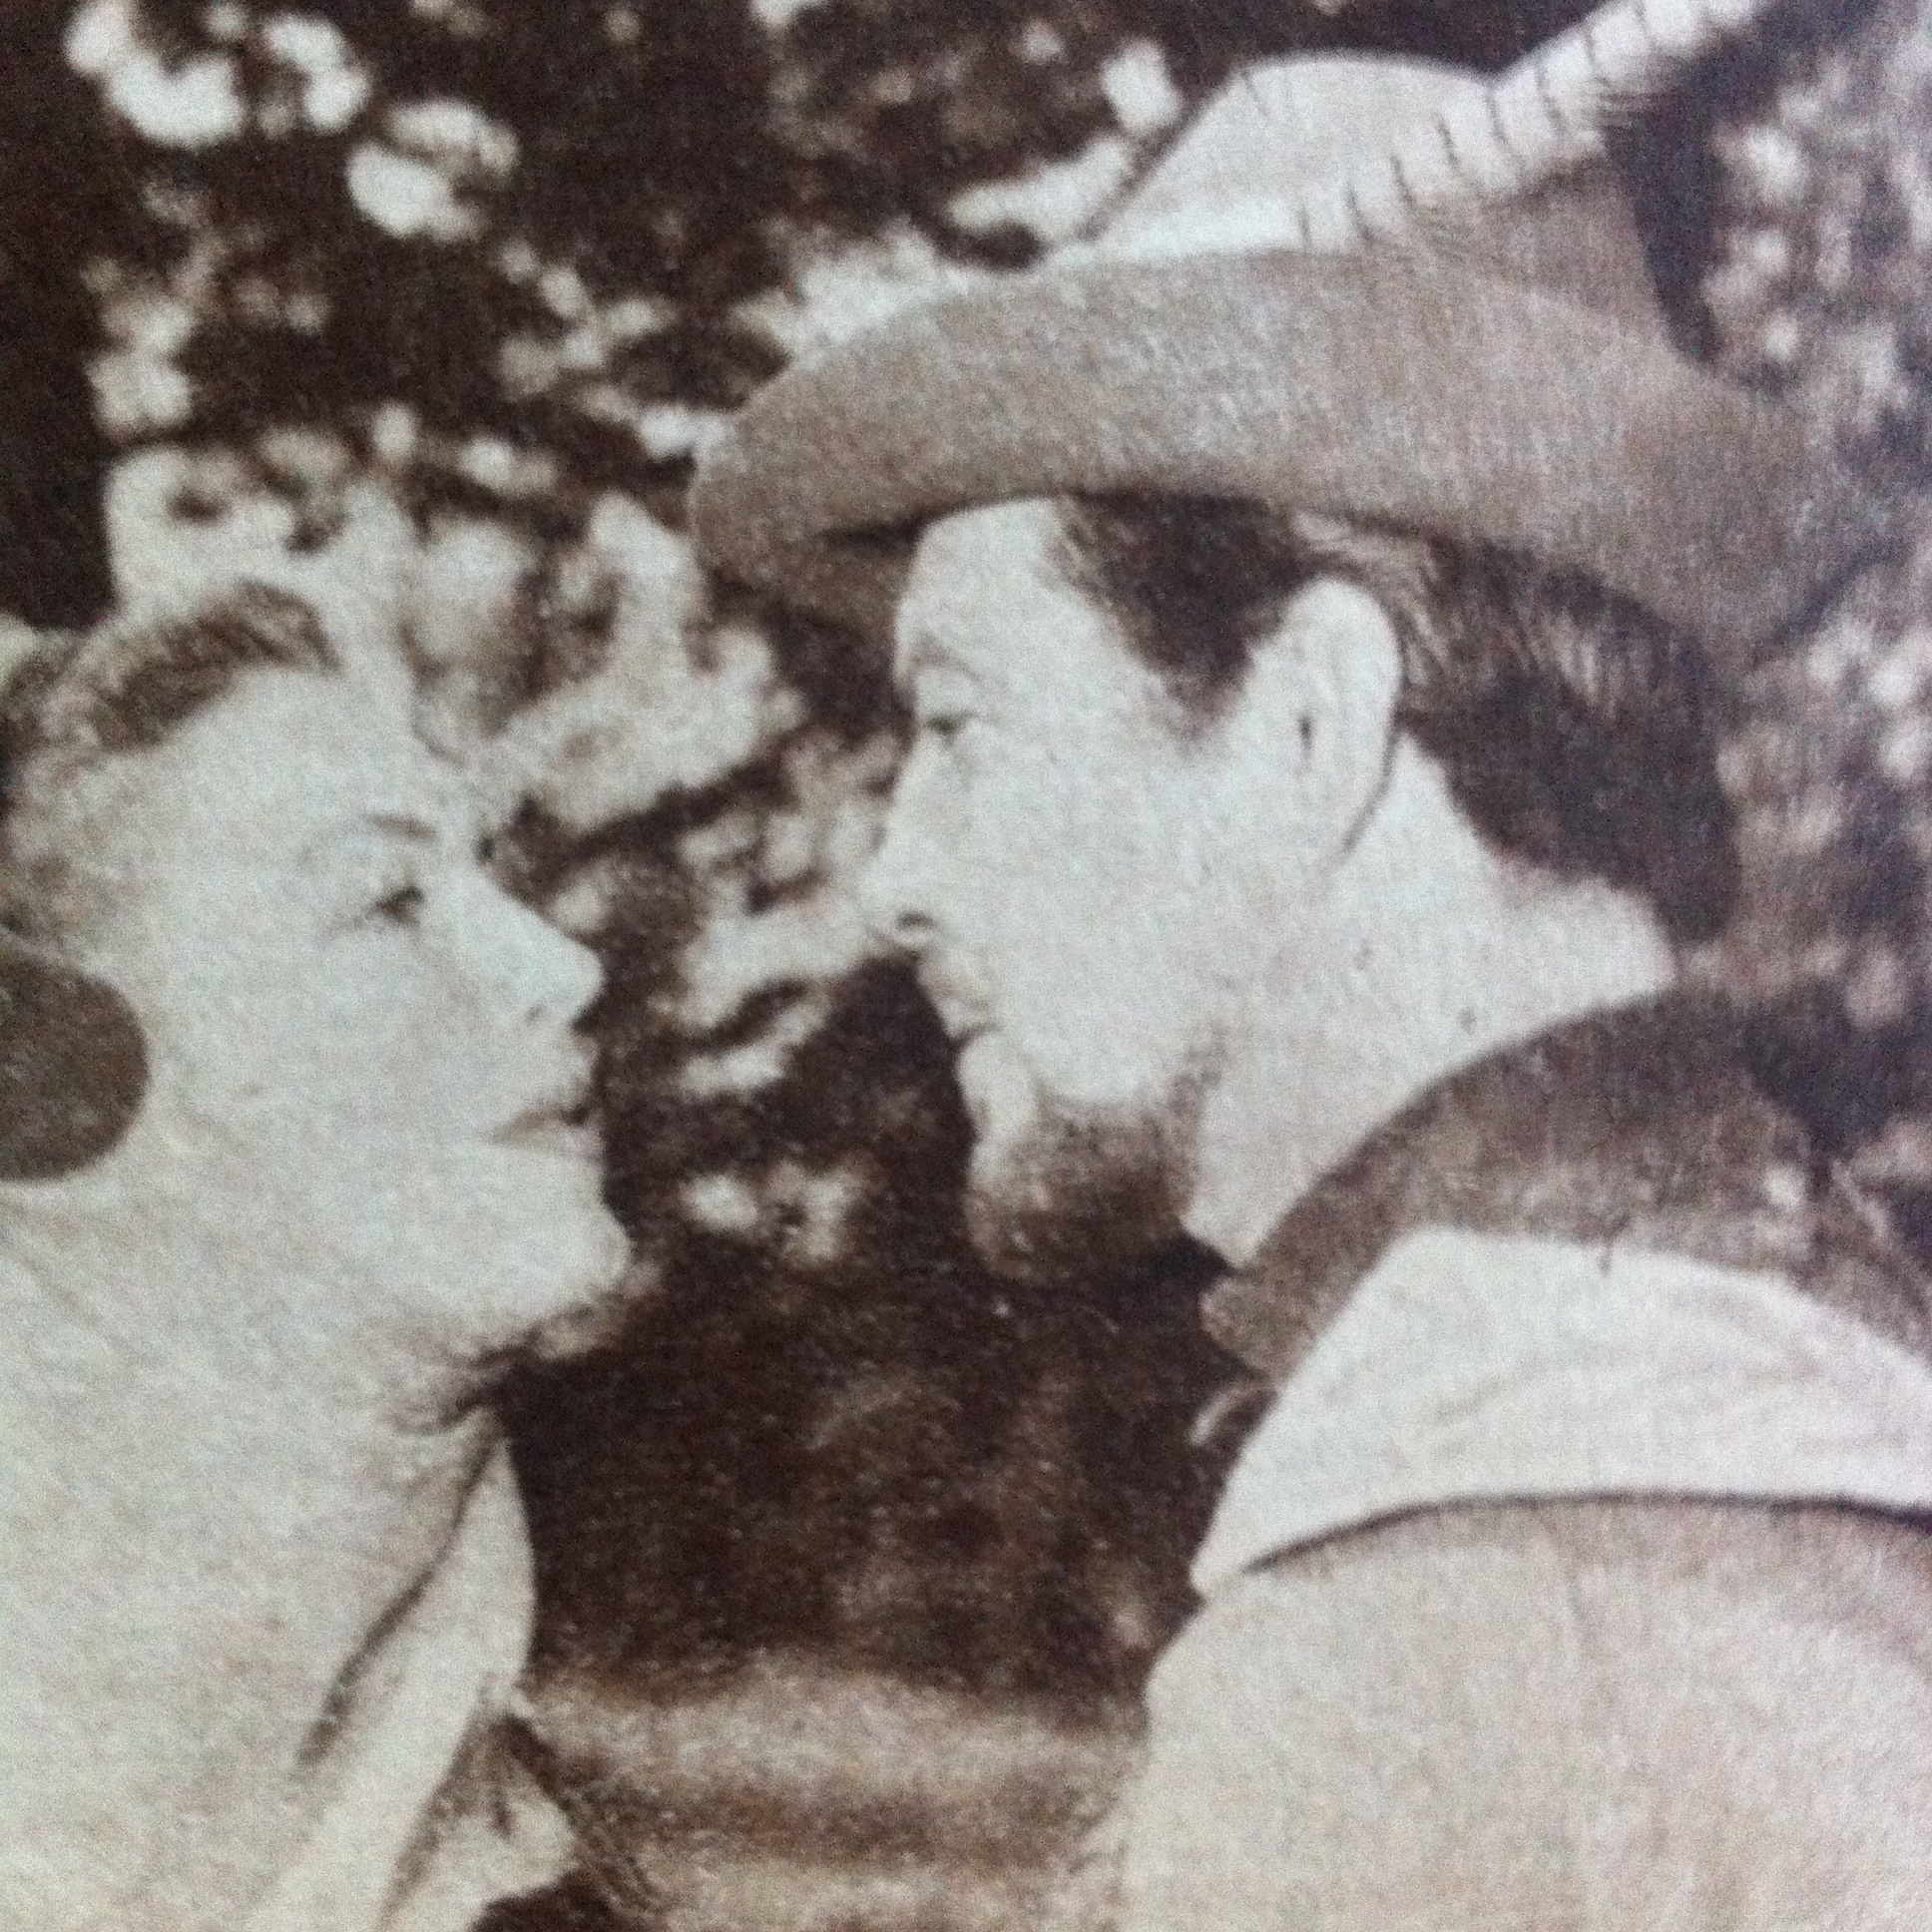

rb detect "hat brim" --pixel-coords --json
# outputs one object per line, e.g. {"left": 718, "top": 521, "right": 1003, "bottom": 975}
{"left": 1, "top": 940, "right": 148, "bottom": 1181}
{"left": 693, "top": 249, "right": 1890, "bottom": 665}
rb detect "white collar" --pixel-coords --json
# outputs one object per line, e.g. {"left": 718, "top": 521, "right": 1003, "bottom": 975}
{"left": 1194, "top": 1225, "right": 1932, "bottom": 1594}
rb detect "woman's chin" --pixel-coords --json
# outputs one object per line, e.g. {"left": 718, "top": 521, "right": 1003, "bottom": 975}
{"left": 525, "top": 1248, "right": 659, "bottom": 1363}
{"left": 485, "top": 1168, "right": 632, "bottom": 1312}
{"left": 367, "top": 1145, "right": 634, "bottom": 1356}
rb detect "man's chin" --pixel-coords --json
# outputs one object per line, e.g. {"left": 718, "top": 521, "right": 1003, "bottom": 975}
{"left": 961, "top": 1109, "right": 1191, "bottom": 1288}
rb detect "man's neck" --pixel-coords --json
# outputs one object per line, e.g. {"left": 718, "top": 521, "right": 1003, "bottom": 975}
{"left": 1185, "top": 744, "right": 1681, "bottom": 1267}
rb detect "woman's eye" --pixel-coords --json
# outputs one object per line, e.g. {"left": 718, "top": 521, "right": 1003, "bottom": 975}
{"left": 366, "top": 882, "right": 427, "bottom": 928}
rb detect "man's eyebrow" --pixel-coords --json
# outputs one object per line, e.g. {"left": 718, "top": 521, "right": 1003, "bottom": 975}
{"left": 892, "top": 627, "right": 939, "bottom": 685}
{"left": 894, "top": 628, "right": 986, "bottom": 688}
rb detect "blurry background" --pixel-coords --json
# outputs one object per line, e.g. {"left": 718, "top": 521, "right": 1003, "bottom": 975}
{"left": 6, "top": 1, "right": 1932, "bottom": 1925}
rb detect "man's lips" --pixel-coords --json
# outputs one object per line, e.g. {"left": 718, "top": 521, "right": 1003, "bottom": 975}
{"left": 915, "top": 969, "right": 994, "bottom": 1046}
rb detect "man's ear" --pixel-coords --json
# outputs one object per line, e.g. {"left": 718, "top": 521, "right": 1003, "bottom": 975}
{"left": 1220, "top": 575, "right": 1402, "bottom": 854}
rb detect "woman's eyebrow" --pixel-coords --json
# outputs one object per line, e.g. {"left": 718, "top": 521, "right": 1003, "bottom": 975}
{"left": 362, "top": 812, "right": 439, "bottom": 843}
{"left": 296, "top": 812, "right": 441, "bottom": 868}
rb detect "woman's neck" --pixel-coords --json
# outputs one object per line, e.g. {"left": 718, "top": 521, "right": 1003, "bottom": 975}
{"left": 1, "top": 1144, "right": 468, "bottom": 1423}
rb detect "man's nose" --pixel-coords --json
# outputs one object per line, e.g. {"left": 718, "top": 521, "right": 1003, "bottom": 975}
{"left": 855, "top": 803, "right": 937, "bottom": 956}
{"left": 452, "top": 873, "right": 606, "bottom": 1027}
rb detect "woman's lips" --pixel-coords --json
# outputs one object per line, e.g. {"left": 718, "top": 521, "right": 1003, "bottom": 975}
{"left": 491, "top": 1104, "right": 601, "bottom": 1162}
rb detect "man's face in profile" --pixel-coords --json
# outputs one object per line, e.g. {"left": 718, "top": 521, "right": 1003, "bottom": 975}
{"left": 860, "top": 498, "right": 1306, "bottom": 1282}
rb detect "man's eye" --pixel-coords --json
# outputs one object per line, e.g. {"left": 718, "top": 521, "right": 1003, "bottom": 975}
{"left": 917, "top": 711, "right": 975, "bottom": 744}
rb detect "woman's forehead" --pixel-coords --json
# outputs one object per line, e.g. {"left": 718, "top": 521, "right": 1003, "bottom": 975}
{"left": 134, "top": 669, "right": 477, "bottom": 858}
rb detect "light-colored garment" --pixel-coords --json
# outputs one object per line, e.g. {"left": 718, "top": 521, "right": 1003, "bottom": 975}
{"left": 245, "top": 1446, "right": 573, "bottom": 1932}
{"left": 2, "top": 1244, "right": 572, "bottom": 1931}
{"left": 1197, "top": 1226, "right": 1932, "bottom": 1588}
{"left": 1109, "top": 1230, "right": 1932, "bottom": 1930}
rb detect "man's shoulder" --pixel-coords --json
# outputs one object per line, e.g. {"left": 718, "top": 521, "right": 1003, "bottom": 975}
{"left": 1161, "top": 1488, "right": 1932, "bottom": 1756}
{"left": 1167, "top": 1493, "right": 1932, "bottom": 1695}
{"left": 1120, "top": 1497, "right": 1932, "bottom": 1927}
{"left": 1155, "top": 1494, "right": 1932, "bottom": 1826}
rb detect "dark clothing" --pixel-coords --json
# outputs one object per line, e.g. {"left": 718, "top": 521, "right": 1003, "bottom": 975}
{"left": 1204, "top": 993, "right": 1931, "bottom": 1381}
{"left": 1070, "top": 997, "right": 1932, "bottom": 1930}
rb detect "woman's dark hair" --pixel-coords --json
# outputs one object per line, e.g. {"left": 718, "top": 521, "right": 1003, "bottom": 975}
{"left": 1, "top": 583, "right": 339, "bottom": 940}
{"left": 1055, "top": 495, "right": 1738, "bottom": 943}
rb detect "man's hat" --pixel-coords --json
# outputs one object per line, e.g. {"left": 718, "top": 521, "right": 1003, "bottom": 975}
{"left": 691, "top": 7, "right": 1890, "bottom": 666}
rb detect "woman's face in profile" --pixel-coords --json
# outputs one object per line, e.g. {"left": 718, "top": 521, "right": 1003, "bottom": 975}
{"left": 69, "top": 665, "right": 630, "bottom": 1367}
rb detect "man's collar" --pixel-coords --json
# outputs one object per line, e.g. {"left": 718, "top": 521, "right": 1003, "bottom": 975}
{"left": 1201, "top": 993, "right": 1835, "bottom": 1384}
{"left": 1194, "top": 1222, "right": 1932, "bottom": 1591}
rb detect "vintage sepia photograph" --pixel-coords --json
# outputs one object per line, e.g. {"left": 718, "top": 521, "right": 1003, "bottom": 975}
{"left": 5, "top": 0, "right": 1932, "bottom": 1925}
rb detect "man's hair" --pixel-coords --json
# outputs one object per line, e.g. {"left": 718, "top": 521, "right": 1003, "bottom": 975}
{"left": 1055, "top": 496, "right": 1737, "bottom": 943}
{"left": 0, "top": 584, "right": 339, "bottom": 941}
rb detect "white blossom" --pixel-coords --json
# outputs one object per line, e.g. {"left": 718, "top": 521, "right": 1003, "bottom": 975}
{"left": 637, "top": 402, "right": 729, "bottom": 462}
{"left": 679, "top": 1172, "right": 763, "bottom": 1236}
{"left": 540, "top": 263, "right": 592, "bottom": 321}
{"left": 1018, "top": 21, "right": 1067, "bottom": 65}
{"left": 103, "top": 289, "right": 196, "bottom": 357}
{"left": 346, "top": 142, "right": 479, "bottom": 242}
{"left": 748, "top": 225, "right": 991, "bottom": 356}
{"left": 387, "top": 97, "right": 519, "bottom": 179}
{"left": 302, "top": 65, "right": 372, "bottom": 134}
{"left": 1101, "top": 40, "right": 1183, "bottom": 138}
{"left": 362, "top": 405, "right": 416, "bottom": 472}
{"left": 90, "top": 348, "right": 193, "bottom": 438}
{"left": 259, "top": 12, "right": 347, "bottom": 74}
{"left": 1881, "top": 715, "right": 1932, "bottom": 784}
{"left": 948, "top": 134, "right": 1133, "bottom": 244}
{"left": 1846, "top": 945, "right": 1912, "bottom": 1030}
{"left": 679, "top": 896, "right": 873, "bottom": 1037}
{"left": 1866, "top": 629, "right": 1932, "bottom": 712}
{"left": 604, "top": 294, "right": 677, "bottom": 340}
{"left": 65, "top": 0, "right": 140, "bottom": 78}
{"left": 107, "top": 51, "right": 246, "bottom": 147}
{"left": 497, "top": 238, "right": 543, "bottom": 282}
{"left": 680, "top": 994, "right": 835, "bottom": 1100}
{"left": 460, "top": 435, "right": 520, "bottom": 493}
{"left": 750, "top": 0, "right": 828, "bottom": 29}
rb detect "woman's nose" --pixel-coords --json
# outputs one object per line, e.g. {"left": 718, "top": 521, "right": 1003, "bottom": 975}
{"left": 450, "top": 873, "right": 605, "bottom": 1027}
